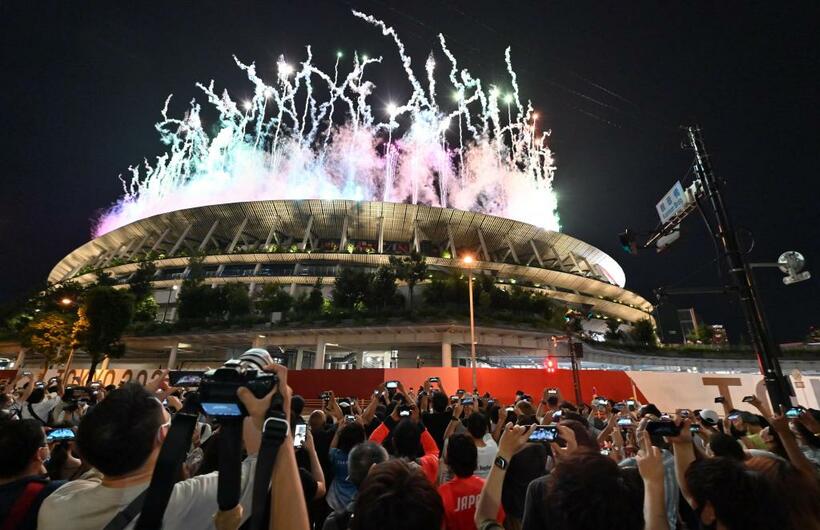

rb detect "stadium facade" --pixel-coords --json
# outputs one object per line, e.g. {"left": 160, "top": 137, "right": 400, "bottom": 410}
{"left": 47, "top": 199, "right": 654, "bottom": 369}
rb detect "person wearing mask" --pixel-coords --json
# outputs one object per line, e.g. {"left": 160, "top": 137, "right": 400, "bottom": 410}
{"left": 439, "top": 434, "right": 504, "bottom": 530}
{"left": 351, "top": 459, "right": 444, "bottom": 530}
{"left": 326, "top": 420, "right": 366, "bottom": 514}
{"left": 37, "top": 369, "right": 273, "bottom": 529}
{"left": 0, "top": 419, "right": 64, "bottom": 530}
{"left": 322, "top": 441, "right": 389, "bottom": 530}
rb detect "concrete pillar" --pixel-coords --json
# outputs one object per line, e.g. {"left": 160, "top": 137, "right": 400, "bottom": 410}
{"left": 355, "top": 351, "right": 365, "bottom": 370}
{"left": 100, "top": 356, "right": 110, "bottom": 370}
{"left": 313, "top": 340, "right": 326, "bottom": 369}
{"left": 15, "top": 349, "right": 25, "bottom": 369}
{"left": 167, "top": 345, "right": 178, "bottom": 370}
{"left": 294, "top": 348, "right": 304, "bottom": 371}
{"left": 441, "top": 340, "right": 452, "bottom": 367}
{"left": 382, "top": 351, "right": 392, "bottom": 369}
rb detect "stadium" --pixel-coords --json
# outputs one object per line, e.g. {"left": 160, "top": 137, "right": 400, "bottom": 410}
{"left": 43, "top": 199, "right": 656, "bottom": 369}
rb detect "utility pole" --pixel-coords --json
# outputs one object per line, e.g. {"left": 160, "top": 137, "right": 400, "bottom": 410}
{"left": 686, "top": 126, "right": 792, "bottom": 409}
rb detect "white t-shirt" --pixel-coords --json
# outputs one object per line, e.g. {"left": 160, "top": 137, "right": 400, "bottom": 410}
{"left": 474, "top": 435, "right": 498, "bottom": 479}
{"left": 38, "top": 455, "right": 257, "bottom": 530}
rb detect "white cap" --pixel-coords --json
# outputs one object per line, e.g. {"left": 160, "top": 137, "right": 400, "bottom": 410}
{"left": 699, "top": 409, "right": 720, "bottom": 425}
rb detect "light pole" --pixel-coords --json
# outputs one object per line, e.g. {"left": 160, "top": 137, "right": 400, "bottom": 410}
{"left": 161, "top": 285, "right": 178, "bottom": 324}
{"left": 462, "top": 255, "right": 478, "bottom": 390}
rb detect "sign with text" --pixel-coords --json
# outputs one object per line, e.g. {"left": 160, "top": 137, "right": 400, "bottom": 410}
{"left": 656, "top": 181, "right": 686, "bottom": 224}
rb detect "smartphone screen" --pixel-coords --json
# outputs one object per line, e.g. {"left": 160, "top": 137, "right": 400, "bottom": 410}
{"left": 169, "top": 371, "right": 204, "bottom": 387}
{"left": 201, "top": 402, "right": 243, "bottom": 417}
{"left": 742, "top": 395, "right": 755, "bottom": 403}
{"left": 617, "top": 418, "right": 633, "bottom": 427}
{"left": 46, "top": 428, "right": 76, "bottom": 442}
{"left": 547, "top": 388, "right": 558, "bottom": 395}
{"left": 785, "top": 407, "right": 804, "bottom": 419}
{"left": 528, "top": 425, "right": 559, "bottom": 443}
{"left": 293, "top": 424, "right": 307, "bottom": 447}
{"left": 429, "top": 377, "right": 439, "bottom": 382}
{"left": 646, "top": 420, "right": 681, "bottom": 437}
{"left": 385, "top": 381, "right": 398, "bottom": 389}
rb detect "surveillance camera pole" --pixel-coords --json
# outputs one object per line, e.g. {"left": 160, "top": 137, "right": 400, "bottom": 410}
{"left": 686, "top": 125, "right": 792, "bottom": 410}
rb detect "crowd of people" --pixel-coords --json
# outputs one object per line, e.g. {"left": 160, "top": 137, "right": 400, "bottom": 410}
{"left": 1, "top": 348, "right": 819, "bottom": 530}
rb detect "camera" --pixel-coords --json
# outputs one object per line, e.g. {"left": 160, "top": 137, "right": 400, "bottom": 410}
{"left": 646, "top": 420, "right": 681, "bottom": 437}
{"left": 528, "top": 425, "right": 559, "bottom": 443}
{"left": 199, "top": 360, "right": 277, "bottom": 417}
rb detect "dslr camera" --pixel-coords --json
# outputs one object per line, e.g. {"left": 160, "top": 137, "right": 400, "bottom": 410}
{"left": 199, "top": 360, "right": 277, "bottom": 417}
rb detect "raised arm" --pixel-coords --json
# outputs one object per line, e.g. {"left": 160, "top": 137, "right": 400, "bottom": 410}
{"left": 666, "top": 418, "right": 696, "bottom": 508}
{"left": 303, "top": 430, "right": 326, "bottom": 499}
{"left": 770, "top": 410, "right": 816, "bottom": 480}
{"left": 475, "top": 424, "right": 530, "bottom": 526}
{"left": 637, "top": 431, "right": 670, "bottom": 530}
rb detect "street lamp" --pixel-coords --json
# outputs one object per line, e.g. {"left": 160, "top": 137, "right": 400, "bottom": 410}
{"left": 461, "top": 255, "right": 478, "bottom": 390}
{"left": 60, "top": 298, "right": 72, "bottom": 306}
{"left": 161, "top": 285, "right": 178, "bottom": 324}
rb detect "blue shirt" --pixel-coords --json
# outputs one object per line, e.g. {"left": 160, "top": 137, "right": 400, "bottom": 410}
{"left": 327, "top": 448, "right": 357, "bottom": 513}
{"left": 620, "top": 449, "right": 679, "bottom": 530}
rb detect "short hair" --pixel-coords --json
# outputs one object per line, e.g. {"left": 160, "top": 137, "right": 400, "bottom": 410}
{"left": 431, "top": 392, "right": 448, "bottom": 413}
{"left": 638, "top": 404, "right": 661, "bottom": 418}
{"left": 347, "top": 441, "right": 388, "bottom": 487}
{"left": 516, "top": 400, "right": 536, "bottom": 417}
{"left": 558, "top": 419, "right": 598, "bottom": 451}
{"left": 351, "top": 459, "right": 444, "bottom": 530}
{"left": 291, "top": 394, "right": 305, "bottom": 417}
{"left": 77, "top": 383, "right": 163, "bottom": 476}
{"left": 686, "top": 457, "right": 784, "bottom": 529}
{"left": 445, "top": 434, "right": 477, "bottom": 478}
{"left": 541, "top": 453, "right": 643, "bottom": 530}
{"left": 0, "top": 419, "right": 44, "bottom": 478}
{"left": 392, "top": 418, "right": 421, "bottom": 458}
{"left": 708, "top": 432, "right": 745, "bottom": 461}
{"left": 464, "top": 411, "right": 488, "bottom": 439}
{"left": 337, "top": 421, "right": 366, "bottom": 453}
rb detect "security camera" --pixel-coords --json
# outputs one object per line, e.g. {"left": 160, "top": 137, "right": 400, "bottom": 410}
{"left": 778, "top": 251, "right": 811, "bottom": 285}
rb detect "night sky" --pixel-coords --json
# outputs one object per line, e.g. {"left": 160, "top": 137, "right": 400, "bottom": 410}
{"left": 1, "top": 2, "right": 817, "bottom": 342}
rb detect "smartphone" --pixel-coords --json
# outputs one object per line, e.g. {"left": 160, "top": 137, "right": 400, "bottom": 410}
{"left": 385, "top": 381, "right": 399, "bottom": 390}
{"left": 612, "top": 403, "right": 625, "bottom": 412}
{"left": 320, "top": 391, "right": 331, "bottom": 400}
{"left": 727, "top": 413, "right": 740, "bottom": 420}
{"left": 600, "top": 448, "right": 611, "bottom": 456}
{"left": 528, "top": 425, "right": 559, "bottom": 443}
{"left": 741, "top": 395, "right": 756, "bottom": 403}
{"left": 547, "top": 388, "right": 558, "bottom": 395}
{"left": 616, "top": 418, "right": 633, "bottom": 428}
{"left": 90, "top": 381, "right": 102, "bottom": 390}
{"left": 785, "top": 406, "right": 805, "bottom": 419}
{"left": 293, "top": 424, "right": 307, "bottom": 447}
{"left": 677, "top": 409, "right": 690, "bottom": 418}
{"left": 169, "top": 371, "right": 205, "bottom": 387}
{"left": 451, "top": 395, "right": 460, "bottom": 404}
{"left": 714, "top": 396, "right": 725, "bottom": 404}
{"left": 487, "top": 399, "right": 496, "bottom": 407}
{"left": 461, "top": 397, "right": 474, "bottom": 405}
{"left": 690, "top": 425, "right": 701, "bottom": 433}
{"left": 46, "top": 428, "right": 76, "bottom": 442}
{"left": 201, "top": 402, "right": 243, "bottom": 417}
{"left": 345, "top": 415, "right": 356, "bottom": 423}
{"left": 505, "top": 406, "right": 515, "bottom": 413}
{"left": 428, "top": 377, "right": 439, "bottom": 383}
{"left": 646, "top": 420, "right": 682, "bottom": 437}
{"left": 456, "top": 389, "right": 465, "bottom": 396}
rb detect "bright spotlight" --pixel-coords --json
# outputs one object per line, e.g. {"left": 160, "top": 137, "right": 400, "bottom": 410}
{"left": 242, "top": 100, "right": 252, "bottom": 111}
{"left": 278, "top": 62, "right": 294, "bottom": 77}
{"left": 336, "top": 51, "right": 343, "bottom": 58}
{"left": 386, "top": 102, "right": 398, "bottom": 116}
{"left": 503, "top": 94, "right": 514, "bottom": 104}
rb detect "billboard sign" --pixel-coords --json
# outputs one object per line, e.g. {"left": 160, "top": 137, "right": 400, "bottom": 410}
{"left": 656, "top": 181, "right": 686, "bottom": 224}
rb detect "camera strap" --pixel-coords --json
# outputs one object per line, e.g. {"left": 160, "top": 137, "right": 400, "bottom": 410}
{"left": 249, "top": 395, "right": 288, "bottom": 530}
{"left": 133, "top": 411, "right": 198, "bottom": 530}
{"left": 216, "top": 417, "right": 244, "bottom": 511}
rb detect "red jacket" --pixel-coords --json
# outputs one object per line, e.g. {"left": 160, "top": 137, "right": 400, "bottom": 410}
{"left": 369, "top": 422, "right": 440, "bottom": 484}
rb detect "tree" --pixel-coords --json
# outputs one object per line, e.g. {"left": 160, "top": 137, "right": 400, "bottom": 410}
{"left": 332, "top": 268, "right": 371, "bottom": 310}
{"left": 256, "top": 284, "right": 293, "bottom": 316}
{"left": 133, "top": 296, "right": 159, "bottom": 322}
{"left": 76, "top": 286, "right": 134, "bottom": 382}
{"left": 95, "top": 271, "right": 118, "bottom": 287}
{"left": 366, "top": 265, "right": 399, "bottom": 310}
{"left": 687, "top": 325, "right": 715, "bottom": 345}
{"left": 223, "top": 283, "right": 251, "bottom": 317}
{"left": 389, "top": 251, "right": 427, "bottom": 310}
{"left": 630, "top": 318, "right": 657, "bottom": 346}
{"left": 127, "top": 261, "right": 157, "bottom": 301}
{"left": 20, "top": 312, "right": 74, "bottom": 375}
{"left": 604, "top": 318, "right": 623, "bottom": 342}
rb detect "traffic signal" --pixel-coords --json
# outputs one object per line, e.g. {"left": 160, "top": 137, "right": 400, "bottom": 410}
{"left": 618, "top": 230, "right": 638, "bottom": 255}
{"left": 545, "top": 356, "right": 557, "bottom": 373}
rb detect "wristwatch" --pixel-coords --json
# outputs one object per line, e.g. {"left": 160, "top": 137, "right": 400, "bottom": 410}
{"left": 494, "top": 455, "right": 508, "bottom": 470}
